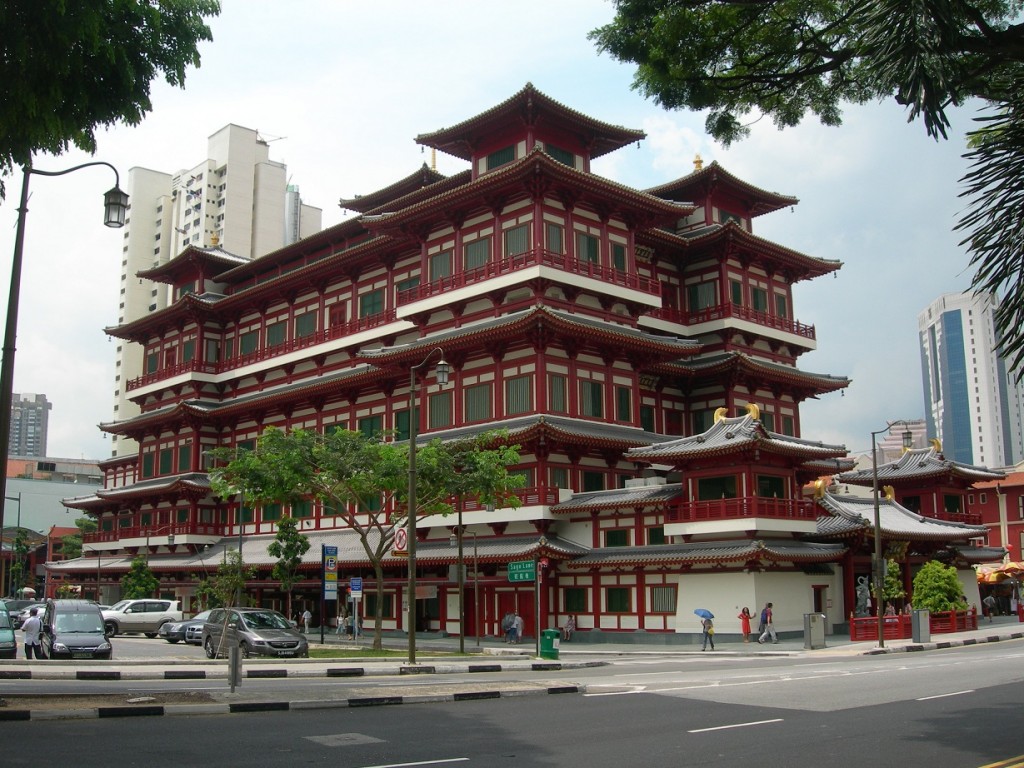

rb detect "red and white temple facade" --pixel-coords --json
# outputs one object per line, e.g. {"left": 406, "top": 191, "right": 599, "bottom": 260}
{"left": 51, "top": 85, "right": 998, "bottom": 642}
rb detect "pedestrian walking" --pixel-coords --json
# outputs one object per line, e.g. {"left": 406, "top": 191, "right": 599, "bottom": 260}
{"left": 336, "top": 611, "right": 346, "bottom": 635}
{"left": 757, "top": 602, "right": 777, "bottom": 644}
{"left": 512, "top": 611, "right": 524, "bottom": 644}
{"left": 701, "top": 616, "right": 715, "bottom": 651}
{"left": 501, "top": 611, "right": 515, "bottom": 643}
{"left": 737, "top": 607, "right": 752, "bottom": 643}
{"left": 301, "top": 608, "right": 312, "bottom": 634}
{"left": 21, "top": 606, "right": 45, "bottom": 660}
{"left": 983, "top": 594, "right": 997, "bottom": 622}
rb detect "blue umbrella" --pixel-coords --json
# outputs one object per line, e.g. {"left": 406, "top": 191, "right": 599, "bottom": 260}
{"left": 693, "top": 608, "right": 714, "bottom": 620}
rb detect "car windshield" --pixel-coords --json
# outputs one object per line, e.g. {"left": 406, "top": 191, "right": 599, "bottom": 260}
{"left": 54, "top": 613, "right": 104, "bottom": 633}
{"left": 241, "top": 611, "right": 290, "bottom": 630}
{"left": 109, "top": 600, "right": 131, "bottom": 612}
{"left": 0, "top": 613, "right": 11, "bottom": 629}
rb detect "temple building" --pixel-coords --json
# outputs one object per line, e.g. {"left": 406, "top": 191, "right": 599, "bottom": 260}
{"left": 50, "top": 85, "right": 996, "bottom": 641}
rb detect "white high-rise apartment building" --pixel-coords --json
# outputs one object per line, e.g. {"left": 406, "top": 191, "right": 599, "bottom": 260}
{"left": 111, "top": 125, "right": 322, "bottom": 456}
{"left": 918, "top": 291, "right": 1024, "bottom": 468}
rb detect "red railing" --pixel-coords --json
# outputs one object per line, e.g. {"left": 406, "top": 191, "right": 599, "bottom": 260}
{"left": 460, "top": 485, "right": 561, "bottom": 512}
{"left": 649, "top": 303, "right": 816, "bottom": 340}
{"left": 126, "top": 310, "right": 398, "bottom": 391}
{"left": 918, "top": 510, "right": 983, "bottom": 525}
{"left": 849, "top": 608, "right": 978, "bottom": 641}
{"left": 666, "top": 496, "right": 817, "bottom": 523}
{"left": 398, "top": 248, "right": 661, "bottom": 305}
{"left": 84, "top": 522, "right": 227, "bottom": 545}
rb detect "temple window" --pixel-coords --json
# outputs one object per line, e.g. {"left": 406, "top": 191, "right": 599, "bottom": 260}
{"left": 640, "top": 404, "right": 655, "bottom": 432}
{"left": 329, "top": 304, "right": 347, "bottom": 328}
{"left": 504, "top": 224, "right": 529, "bottom": 257}
{"left": 543, "top": 143, "right": 575, "bottom": 167}
{"left": 358, "top": 289, "right": 384, "bottom": 318}
{"left": 564, "top": 587, "right": 586, "bottom": 612}
{"left": 692, "top": 408, "right": 715, "bottom": 433}
{"left": 262, "top": 503, "right": 282, "bottom": 523}
{"left": 486, "top": 145, "right": 515, "bottom": 171}
{"left": 464, "top": 383, "right": 492, "bottom": 422}
{"left": 204, "top": 339, "right": 220, "bottom": 363}
{"left": 295, "top": 311, "right": 317, "bottom": 339}
{"left": 548, "top": 374, "right": 568, "bottom": 413}
{"left": 756, "top": 475, "right": 786, "bottom": 498}
{"left": 751, "top": 286, "right": 769, "bottom": 312}
{"left": 605, "top": 587, "right": 631, "bottom": 613}
{"left": 428, "top": 391, "right": 452, "bottom": 428}
{"left": 581, "top": 380, "right": 604, "bottom": 418}
{"left": 615, "top": 386, "right": 632, "bottom": 422}
{"left": 612, "top": 243, "right": 626, "bottom": 271}
{"left": 178, "top": 444, "right": 191, "bottom": 472}
{"left": 146, "top": 351, "right": 159, "bottom": 374}
{"left": 943, "top": 494, "right": 961, "bottom": 513}
{"left": 774, "top": 292, "right": 789, "bottom": 318}
{"left": 546, "top": 223, "right": 564, "bottom": 254}
{"left": 604, "top": 529, "right": 629, "bottom": 547}
{"left": 239, "top": 330, "right": 258, "bottom": 355}
{"left": 505, "top": 375, "right": 532, "bottom": 415}
{"left": 576, "top": 232, "right": 600, "bottom": 264}
{"left": 730, "top": 279, "right": 743, "bottom": 306}
{"left": 464, "top": 238, "right": 490, "bottom": 271}
{"left": 182, "top": 339, "right": 195, "bottom": 363}
{"left": 550, "top": 467, "right": 569, "bottom": 488}
{"left": 651, "top": 585, "right": 675, "bottom": 612}
{"left": 291, "top": 500, "right": 313, "bottom": 519}
{"left": 158, "top": 447, "right": 174, "bottom": 474}
{"left": 394, "top": 408, "right": 415, "bottom": 441}
{"left": 781, "top": 415, "right": 795, "bottom": 436}
{"left": 142, "top": 452, "right": 155, "bottom": 478}
{"left": 760, "top": 411, "right": 775, "bottom": 431}
{"left": 266, "top": 320, "right": 287, "bottom": 347}
{"left": 647, "top": 526, "right": 666, "bottom": 545}
{"left": 358, "top": 415, "right": 383, "bottom": 437}
{"left": 429, "top": 251, "right": 452, "bottom": 281}
{"left": 582, "top": 470, "right": 604, "bottom": 492}
{"left": 697, "top": 475, "right": 737, "bottom": 500}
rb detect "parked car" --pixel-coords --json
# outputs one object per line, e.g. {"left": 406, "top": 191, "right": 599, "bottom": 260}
{"left": 158, "top": 609, "right": 213, "bottom": 644}
{"left": 11, "top": 602, "right": 46, "bottom": 629}
{"left": 3, "top": 600, "right": 44, "bottom": 629}
{"left": 102, "top": 599, "right": 182, "bottom": 637}
{"left": 202, "top": 608, "right": 309, "bottom": 659}
{"left": 40, "top": 599, "right": 112, "bottom": 660}
{"left": 0, "top": 604, "right": 16, "bottom": 659}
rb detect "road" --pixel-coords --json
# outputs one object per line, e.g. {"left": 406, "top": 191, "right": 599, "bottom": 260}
{"left": 3, "top": 641, "right": 1023, "bottom": 767}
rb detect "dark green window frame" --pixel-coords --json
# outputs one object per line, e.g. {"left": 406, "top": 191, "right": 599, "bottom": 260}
{"left": 774, "top": 293, "right": 788, "bottom": 318}
{"left": 262, "top": 503, "right": 282, "bottom": 523}
{"left": 358, "top": 414, "right": 384, "bottom": 437}
{"left": 266, "top": 320, "right": 287, "bottom": 347}
{"left": 647, "top": 526, "right": 666, "bottom": 545}
{"left": 239, "top": 330, "right": 259, "bottom": 355}
{"left": 546, "top": 222, "right": 564, "bottom": 254}
{"left": 606, "top": 587, "right": 631, "bottom": 613}
{"left": 544, "top": 144, "right": 575, "bottom": 167}
{"left": 142, "top": 452, "right": 155, "bottom": 478}
{"left": 146, "top": 352, "right": 159, "bottom": 374}
{"left": 730, "top": 280, "right": 743, "bottom": 306}
{"left": 182, "top": 339, "right": 196, "bottom": 363}
{"left": 295, "top": 311, "right": 317, "bottom": 338}
{"left": 365, "top": 592, "right": 393, "bottom": 618}
{"left": 486, "top": 145, "right": 515, "bottom": 170}
{"left": 550, "top": 467, "right": 569, "bottom": 489}
{"left": 504, "top": 224, "right": 529, "bottom": 257}
{"left": 158, "top": 447, "right": 173, "bottom": 475}
{"left": 465, "top": 383, "right": 491, "bottom": 422}
{"left": 564, "top": 587, "right": 586, "bottom": 612}
{"left": 292, "top": 500, "right": 313, "bottom": 519}
{"left": 582, "top": 470, "right": 604, "bottom": 492}
{"left": 429, "top": 391, "right": 452, "bottom": 428}
{"left": 751, "top": 286, "right": 769, "bottom": 312}
{"left": 177, "top": 445, "right": 191, "bottom": 472}
{"left": 549, "top": 374, "right": 567, "bottom": 413}
{"left": 581, "top": 380, "right": 603, "bottom": 418}
{"left": 505, "top": 375, "right": 532, "bottom": 415}
{"left": 612, "top": 243, "right": 626, "bottom": 271}
{"left": 359, "top": 289, "right": 384, "bottom": 318}
{"left": 464, "top": 238, "right": 490, "bottom": 270}
{"left": 640, "top": 404, "right": 655, "bottom": 432}
{"left": 615, "top": 385, "right": 631, "bottom": 422}
{"left": 576, "top": 232, "right": 599, "bottom": 264}
{"left": 756, "top": 475, "right": 786, "bottom": 498}
{"left": 430, "top": 251, "right": 452, "bottom": 281}
{"left": 697, "top": 475, "right": 737, "bottom": 500}
{"left": 604, "top": 529, "right": 628, "bottom": 547}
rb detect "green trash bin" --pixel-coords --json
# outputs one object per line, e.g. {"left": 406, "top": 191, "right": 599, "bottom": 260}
{"left": 540, "top": 628, "right": 561, "bottom": 660}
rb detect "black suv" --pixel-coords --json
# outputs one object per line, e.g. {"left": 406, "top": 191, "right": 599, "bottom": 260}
{"left": 41, "top": 599, "right": 112, "bottom": 660}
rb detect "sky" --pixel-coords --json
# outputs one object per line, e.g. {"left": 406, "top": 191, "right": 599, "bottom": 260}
{"left": 0, "top": 0, "right": 979, "bottom": 462}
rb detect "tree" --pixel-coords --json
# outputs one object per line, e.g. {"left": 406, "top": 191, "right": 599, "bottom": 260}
{"left": 120, "top": 555, "right": 158, "bottom": 599}
{"left": 60, "top": 516, "right": 98, "bottom": 560}
{"left": 591, "top": 1, "right": 1024, "bottom": 370}
{"left": 208, "top": 427, "right": 523, "bottom": 650}
{"left": 883, "top": 559, "right": 906, "bottom": 604}
{"left": 0, "top": 0, "right": 221, "bottom": 195}
{"left": 267, "top": 515, "right": 311, "bottom": 620}
{"left": 206, "top": 551, "right": 255, "bottom": 609}
{"left": 911, "top": 560, "right": 968, "bottom": 612}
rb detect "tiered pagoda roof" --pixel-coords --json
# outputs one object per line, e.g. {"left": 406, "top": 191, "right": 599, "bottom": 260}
{"left": 837, "top": 446, "right": 1005, "bottom": 487}
{"left": 645, "top": 160, "right": 798, "bottom": 217}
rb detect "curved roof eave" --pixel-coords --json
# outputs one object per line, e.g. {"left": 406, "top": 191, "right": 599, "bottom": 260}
{"left": 645, "top": 160, "right": 799, "bottom": 216}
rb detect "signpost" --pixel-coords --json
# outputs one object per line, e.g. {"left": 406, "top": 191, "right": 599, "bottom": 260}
{"left": 393, "top": 527, "right": 408, "bottom": 558}
{"left": 349, "top": 577, "right": 363, "bottom": 640}
{"left": 321, "top": 545, "right": 338, "bottom": 644}
{"left": 507, "top": 559, "right": 535, "bottom": 582}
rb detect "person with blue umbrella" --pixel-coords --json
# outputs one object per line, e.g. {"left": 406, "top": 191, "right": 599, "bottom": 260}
{"left": 694, "top": 608, "right": 715, "bottom": 651}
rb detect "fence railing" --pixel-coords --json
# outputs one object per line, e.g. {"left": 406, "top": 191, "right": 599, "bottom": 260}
{"left": 848, "top": 608, "right": 978, "bottom": 641}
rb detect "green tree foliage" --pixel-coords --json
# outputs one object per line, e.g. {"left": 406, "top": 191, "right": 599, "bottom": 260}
{"left": 883, "top": 559, "right": 906, "bottom": 603}
{"left": 911, "top": 560, "right": 968, "bottom": 612}
{"left": 208, "top": 427, "right": 523, "bottom": 649}
{"left": 120, "top": 555, "right": 158, "bottom": 598}
{"left": 591, "top": 1, "right": 1024, "bottom": 371}
{"left": 60, "top": 516, "right": 98, "bottom": 560}
{"left": 268, "top": 515, "right": 311, "bottom": 619}
{"left": 206, "top": 551, "right": 255, "bottom": 609}
{"left": 0, "top": 0, "right": 221, "bottom": 192}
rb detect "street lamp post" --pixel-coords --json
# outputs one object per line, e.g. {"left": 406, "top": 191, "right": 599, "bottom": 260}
{"left": 471, "top": 530, "right": 479, "bottom": 648}
{"left": 407, "top": 347, "right": 449, "bottom": 664}
{"left": 870, "top": 421, "right": 915, "bottom": 648}
{"left": 0, "top": 161, "right": 127, "bottom": 585}
{"left": 1, "top": 493, "right": 21, "bottom": 597}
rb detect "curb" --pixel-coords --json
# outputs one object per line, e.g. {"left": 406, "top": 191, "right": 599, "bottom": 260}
{"left": 0, "top": 683, "right": 584, "bottom": 722}
{"left": 863, "top": 630, "right": 1024, "bottom": 654}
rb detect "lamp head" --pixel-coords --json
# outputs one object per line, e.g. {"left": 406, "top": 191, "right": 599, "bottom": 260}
{"left": 103, "top": 185, "right": 129, "bottom": 227}
{"left": 435, "top": 357, "right": 450, "bottom": 385}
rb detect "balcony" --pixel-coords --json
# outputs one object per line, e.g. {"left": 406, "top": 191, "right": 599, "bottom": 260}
{"left": 648, "top": 303, "right": 816, "bottom": 341}
{"left": 919, "top": 509, "right": 983, "bottom": 526}
{"left": 666, "top": 496, "right": 818, "bottom": 524}
{"left": 398, "top": 248, "right": 661, "bottom": 306}
{"left": 84, "top": 522, "right": 228, "bottom": 544}
{"left": 125, "top": 309, "right": 399, "bottom": 392}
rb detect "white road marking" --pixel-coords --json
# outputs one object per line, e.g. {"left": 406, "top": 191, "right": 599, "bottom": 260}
{"left": 916, "top": 690, "right": 975, "bottom": 701}
{"left": 688, "top": 718, "right": 784, "bottom": 733}
{"left": 360, "top": 759, "right": 469, "bottom": 767}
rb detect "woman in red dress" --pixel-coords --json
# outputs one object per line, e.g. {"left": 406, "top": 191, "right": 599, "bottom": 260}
{"left": 737, "top": 607, "right": 752, "bottom": 643}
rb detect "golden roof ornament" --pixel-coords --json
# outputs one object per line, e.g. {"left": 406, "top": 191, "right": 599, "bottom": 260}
{"left": 713, "top": 406, "right": 728, "bottom": 422}
{"left": 883, "top": 485, "right": 895, "bottom": 501}
{"left": 745, "top": 403, "right": 760, "bottom": 420}
{"left": 693, "top": 153, "right": 704, "bottom": 171}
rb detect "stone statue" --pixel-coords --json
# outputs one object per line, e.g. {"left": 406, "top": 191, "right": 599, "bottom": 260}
{"left": 855, "top": 575, "right": 870, "bottom": 617}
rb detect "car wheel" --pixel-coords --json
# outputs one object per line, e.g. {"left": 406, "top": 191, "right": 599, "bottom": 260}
{"left": 240, "top": 642, "right": 251, "bottom": 659}
{"left": 144, "top": 632, "right": 157, "bottom": 638}
{"left": 166, "top": 638, "right": 180, "bottom": 644}
{"left": 104, "top": 621, "right": 118, "bottom": 637}
{"left": 204, "top": 637, "right": 217, "bottom": 659}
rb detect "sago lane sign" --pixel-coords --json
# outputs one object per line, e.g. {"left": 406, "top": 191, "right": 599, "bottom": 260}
{"left": 507, "top": 559, "right": 535, "bottom": 582}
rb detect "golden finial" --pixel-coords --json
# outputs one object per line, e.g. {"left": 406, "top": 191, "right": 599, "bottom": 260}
{"left": 930, "top": 438, "right": 942, "bottom": 452}
{"left": 210, "top": 233, "right": 220, "bottom": 247}
{"left": 694, "top": 154, "right": 704, "bottom": 171}
{"left": 713, "top": 406, "right": 728, "bottom": 423}
{"left": 813, "top": 479, "right": 826, "bottom": 499}
{"left": 745, "top": 403, "right": 760, "bottom": 420}
{"left": 431, "top": 147, "right": 437, "bottom": 171}
{"left": 883, "top": 485, "right": 895, "bottom": 501}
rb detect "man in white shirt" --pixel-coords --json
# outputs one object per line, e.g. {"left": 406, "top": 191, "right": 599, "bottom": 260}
{"left": 21, "top": 606, "right": 45, "bottom": 659}
{"left": 301, "top": 608, "right": 312, "bottom": 634}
